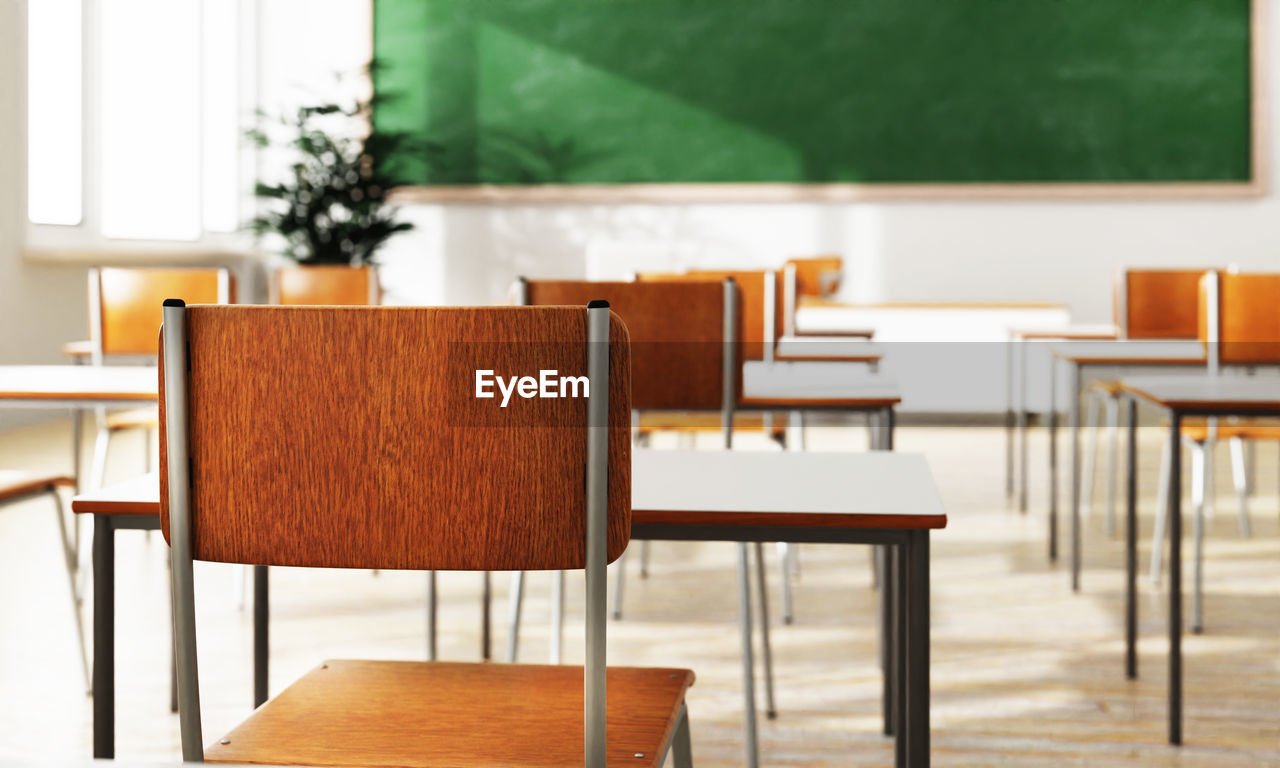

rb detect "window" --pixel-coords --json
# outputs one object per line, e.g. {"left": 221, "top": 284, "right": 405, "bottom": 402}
{"left": 26, "top": 0, "right": 248, "bottom": 244}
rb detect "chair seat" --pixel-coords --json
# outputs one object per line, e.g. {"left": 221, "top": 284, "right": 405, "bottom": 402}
{"left": 205, "top": 659, "right": 694, "bottom": 768}
{"left": 1181, "top": 418, "right": 1280, "bottom": 443}
{"left": 0, "top": 470, "right": 73, "bottom": 504}
{"left": 105, "top": 406, "right": 159, "bottom": 431}
{"left": 1088, "top": 379, "right": 1125, "bottom": 397}
{"left": 637, "top": 410, "right": 784, "bottom": 436}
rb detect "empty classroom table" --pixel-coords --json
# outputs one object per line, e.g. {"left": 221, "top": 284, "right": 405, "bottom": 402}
{"left": 1117, "top": 375, "right": 1280, "bottom": 747}
{"left": 70, "top": 472, "right": 269, "bottom": 759}
{"left": 633, "top": 448, "right": 946, "bottom": 768}
{"left": 1046, "top": 341, "right": 1206, "bottom": 590}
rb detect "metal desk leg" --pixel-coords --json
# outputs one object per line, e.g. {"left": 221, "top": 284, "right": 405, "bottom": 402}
{"left": 1048, "top": 356, "right": 1059, "bottom": 561}
{"left": 1168, "top": 413, "right": 1183, "bottom": 745}
{"left": 253, "top": 565, "right": 268, "bottom": 708}
{"left": 482, "top": 571, "right": 492, "bottom": 660}
{"left": 881, "top": 544, "right": 895, "bottom": 737}
{"left": 1069, "top": 362, "right": 1082, "bottom": 592}
{"left": 894, "top": 540, "right": 908, "bottom": 768}
{"left": 425, "top": 571, "right": 437, "bottom": 661}
{"left": 92, "top": 515, "right": 114, "bottom": 759}
{"left": 1018, "top": 339, "right": 1030, "bottom": 514}
{"left": 1125, "top": 396, "right": 1138, "bottom": 680}
{"left": 1003, "top": 337, "right": 1013, "bottom": 499}
{"left": 906, "top": 530, "right": 931, "bottom": 767}
{"left": 736, "top": 542, "right": 760, "bottom": 768}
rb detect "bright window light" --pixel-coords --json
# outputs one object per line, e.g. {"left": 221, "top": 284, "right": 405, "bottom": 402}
{"left": 27, "top": 0, "right": 83, "bottom": 226}
{"left": 202, "top": 0, "right": 240, "bottom": 233}
{"left": 100, "top": 0, "right": 202, "bottom": 240}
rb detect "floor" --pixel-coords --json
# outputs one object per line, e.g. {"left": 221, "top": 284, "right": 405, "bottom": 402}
{"left": 0, "top": 416, "right": 1277, "bottom": 767}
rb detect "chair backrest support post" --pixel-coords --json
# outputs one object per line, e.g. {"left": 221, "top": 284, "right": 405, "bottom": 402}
{"left": 161, "top": 298, "right": 205, "bottom": 762}
{"left": 583, "top": 301, "right": 610, "bottom": 768}
{"left": 722, "top": 278, "right": 737, "bottom": 450}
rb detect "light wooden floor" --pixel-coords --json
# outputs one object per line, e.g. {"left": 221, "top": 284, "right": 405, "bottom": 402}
{"left": 0, "top": 417, "right": 1277, "bottom": 766}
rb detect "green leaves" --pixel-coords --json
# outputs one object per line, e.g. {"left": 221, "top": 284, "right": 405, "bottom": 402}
{"left": 248, "top": 79, "right": 420, "bottom": 266}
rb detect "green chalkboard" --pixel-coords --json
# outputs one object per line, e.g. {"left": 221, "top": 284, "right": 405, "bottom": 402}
{"left": 372, "top": 0, "right": 1254, "bottom": 187}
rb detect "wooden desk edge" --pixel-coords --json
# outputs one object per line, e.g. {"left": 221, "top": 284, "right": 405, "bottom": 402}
{"left": 1118, "top": 382, "right": 1280, "bottom": 413}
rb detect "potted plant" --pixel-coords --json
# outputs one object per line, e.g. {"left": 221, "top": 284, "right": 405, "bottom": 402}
{"left": 249, "top": 82, "right": 420, "bottom": 305}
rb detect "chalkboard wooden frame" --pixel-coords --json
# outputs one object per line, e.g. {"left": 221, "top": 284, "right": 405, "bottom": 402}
{"left": 382, "top": 0, "right": 1267, "bottom": 203}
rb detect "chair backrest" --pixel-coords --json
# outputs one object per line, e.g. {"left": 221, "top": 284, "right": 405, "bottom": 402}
{"left": 1115, "top": 269, "right": 1208, "bottom": 340}
{"left": 785, "top": 256, "right": 842, "bottom": 298}
{"left": 521, "top": 278, "right": 737, "bottom": 412}
{"left": 90, "top": 267, "right": 234, "bottom": 359}
{"left": 161, "top": 302, "right": 628, "bottom": 764}
{"left": 637, "top": 269, "right": 779, "bottom": 362}
{"left": 1199, "top": 270, "right": 1280, "bottom": 366}
{"left": 272, "top": 264, "right": 381, "bottom": 306}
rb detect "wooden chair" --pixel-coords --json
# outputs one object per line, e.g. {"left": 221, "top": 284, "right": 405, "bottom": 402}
{"left": 780, "top": 256, "right": 844, "bottom": 337}
{"left": 1148, "top": 271, "right": 1280, "bottom": 631}
{"left": 159, "top": 301, "right": 694, "bottom": 768}
{"left": 1080, "top": 268, "right": 1211, "bottom": 541}
{"left": 516, "top": 277, "right": 782, "bottom": 722}
{"left": 86, "top": 267, "right": 234, "bottom": 491}
{"left": 270, "top": 264, "right": 381, "bottom": 306}
{"left": 0, "top": 471, "right": 88, "bottom": 690}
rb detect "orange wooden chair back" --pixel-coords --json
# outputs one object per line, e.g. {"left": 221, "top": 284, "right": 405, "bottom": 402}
{"left": 523, "top": 279, "right": 733, "bottom": 411}
{"left": 159, "top": 305, "right": 631, "bottom": 570}
{"left": 637, "top": 270, "right": 779, "bottom": 361}
{"left": 1116, "top": 269, "right": 1208, "bottom": 340}
{"left": 273, "top": 265, "right": 381, "bottom": 306}
{"left": 1200, "top": 271, "right": 1280, "bottom": 365}
{"left": 785, "top": 256, "right": 842, "bottom": 298}
{"left": 93, "top": 267, "right": 234, "bottom": 357}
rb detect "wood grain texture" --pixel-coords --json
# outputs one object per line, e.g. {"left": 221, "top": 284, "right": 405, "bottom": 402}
{"left": 96, "top": 268, "right": 234, "bottom": 357}
{"left": 524, "top": 280, "right": 730, "bottom": 411}
{"left": 636, "top": 270, "right": 779, "bottom": 361}
{"left": 1217, "top": 271, "right": 1280, "bottom": 364}
{"left": 203, "top": 659, "right": 693, "bottom": 768}
{"left": 784, "top": 256, "right": 842, "bottom": 298}
{"left": 273, "top": 265, "right": 380, "bottom": 306}
{"left": 1120, "top": 269, "right": 1209, "bottom": 339}
{"left": 159, "top": 305, "right": 631, "bottom": 570}
{"left": 0, "top": 471, "right": 73, "bottom": 503}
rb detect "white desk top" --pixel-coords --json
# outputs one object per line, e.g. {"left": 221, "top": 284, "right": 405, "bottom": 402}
{"left": 1120, "top": 375, "right": 1280, "bottom": 412}
{"left": 633, "top": 449, "right": 945, "bottom": 527}
{"left": 741, "top": 361, "right": 900, "bottom": 405}
{"left": 774, "top": 337, "right": 883, "bottom": 360}
{"left": 1010, "top": 323, "right": 1118, "bottom": 341}
{"left": 0, "top": 365, "right": 159, "bottom": 406}
{"left": 1050, "top": 340, "right": 1206, "bottom": 365}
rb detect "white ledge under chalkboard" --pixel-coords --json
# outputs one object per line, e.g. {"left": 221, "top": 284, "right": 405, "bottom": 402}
{"left": 389, "top": 180, "right": 1266, "bottom": 205}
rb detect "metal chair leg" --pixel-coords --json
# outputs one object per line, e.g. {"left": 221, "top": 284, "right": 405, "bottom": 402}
{"left": 1104, "top": 395, "right": 1120, "bottom": 538}
{"left": 51, "top": 490, "right": 91, "bottom": 693}
{"left": 425, "top": 571, "right": 437, "bottom": 661}
{"left": 550, "top": 569, "right": 564, "bottom": 664}
{"left": 505, "top": 571, "right": 524, "bottom": 663}
{"left": 669, "top": 702, "right": 694, "bottom": 768}
{"left": 89, "top": 421, "right": 111, "bottom": 491}
{"left": 612, "top": 548, "right": 627, "bottom": 620}
{"left": 639, "top": 539, "right": 651, "bottom": 579}
{"left": 752, "top": 542, "right": 777, "bottom": 719}
{"left": 1229, "top": 436, "right": 1253, "bottom": 538}
{"left": 1150, "top": 433, "right": 1173, "bottom": 586}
